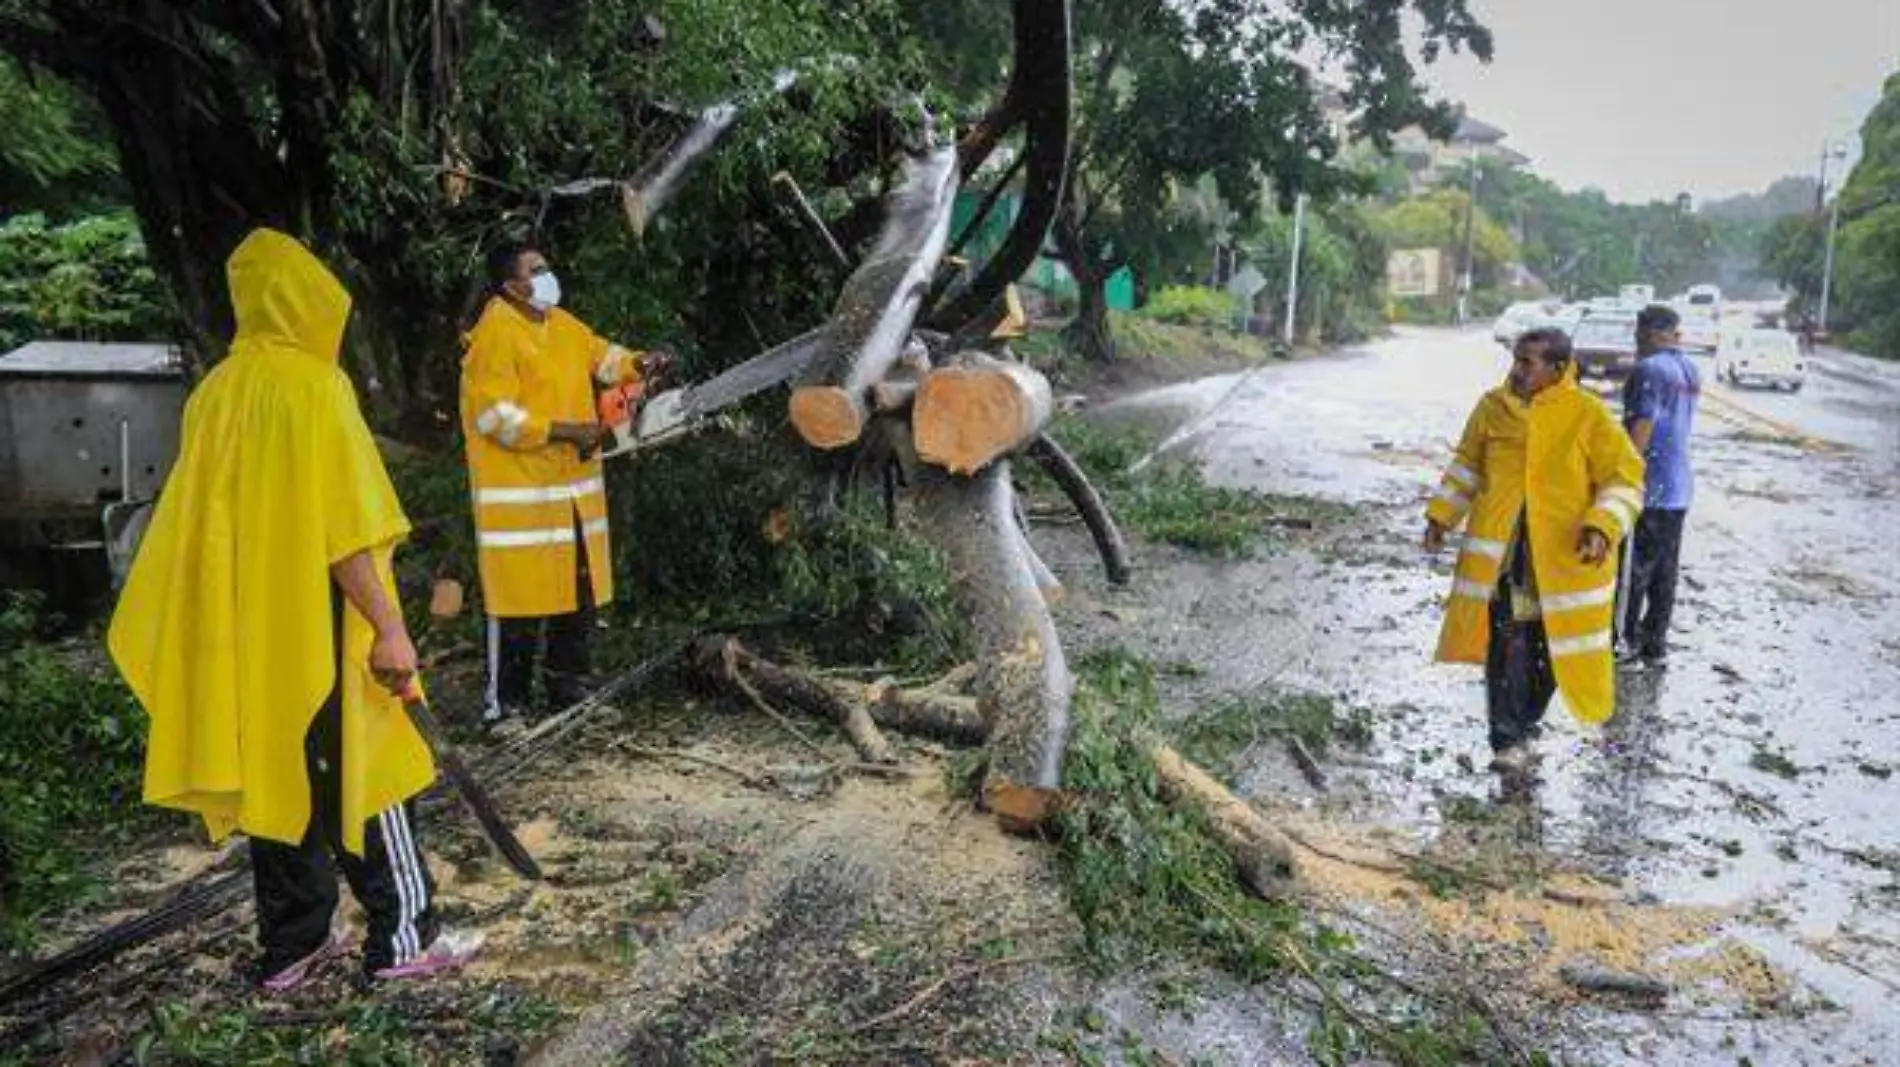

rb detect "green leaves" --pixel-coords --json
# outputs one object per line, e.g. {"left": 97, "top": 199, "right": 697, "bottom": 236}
{"left": 0, "top": 594, "right": 152, "bottom": 949}
{"left": 0, "top": 212, "right": 175, "bottom": 353}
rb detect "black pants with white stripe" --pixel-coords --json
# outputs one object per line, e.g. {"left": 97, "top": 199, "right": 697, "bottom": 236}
{"left": 486, "top": 517, "right": 596, "bottom": 720}
{"left": 251, "top": 595, "right": 438, "bottom": 976}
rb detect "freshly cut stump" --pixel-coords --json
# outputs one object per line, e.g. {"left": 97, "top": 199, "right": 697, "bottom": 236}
{"left": 788, "top": 388, "right": 867, "bottom": 451}
{"left": 914, "top": 354, "right": 1053, "bottom": 475}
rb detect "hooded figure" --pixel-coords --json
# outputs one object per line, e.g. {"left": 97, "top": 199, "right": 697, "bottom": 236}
{"left": 1424, "top": 328, "right": 1645, "bottom": 773}
{"left": 109, "top": 229, "right": 479, "bottom": 987}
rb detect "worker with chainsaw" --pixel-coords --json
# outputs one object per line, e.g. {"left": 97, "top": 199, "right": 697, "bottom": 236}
{"left": 460, "top": 240, "right": 671, "bottom": 729}
{"left": 109, "top": 229, "right": 480, "bottom": 989}
{"left": 1423, "top": 327, "right": 1646, "bottom": 775}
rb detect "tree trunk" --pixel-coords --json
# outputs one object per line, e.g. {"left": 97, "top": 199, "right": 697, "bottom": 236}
{"left": 789, "top": 145, "right": 960, "bottom": 451}
{"left": 912, "top": 462, "right": 1073, "bottom": 832}
{"left": 1051, "top": 210, "right": 1115, "bottom": 363}
{"left": 913, "top": 352, "right": 1054, "bottom": 475}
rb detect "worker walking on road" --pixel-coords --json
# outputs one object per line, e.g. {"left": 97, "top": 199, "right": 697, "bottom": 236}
{"left": 1424, "top": 328, "right": 1647, "bottom": 774}
{"left": 109, "top": 229, "right": 480, "bottom": 989}
{"left": 460, "top": 240, "right": 670, "bottom": 729}
{"left": 1617, "top": 305, "right": 1701, "bottom": 669}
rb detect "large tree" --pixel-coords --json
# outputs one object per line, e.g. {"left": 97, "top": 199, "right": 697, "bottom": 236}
{"left": 0, "top": 0, "right": 926, "bottom": 433}
{"left": 1828, "top": 70, "right": 1900, "bottom": 357}
{"left": 1035, "top": 0, "right": 1490, "bottom": 361}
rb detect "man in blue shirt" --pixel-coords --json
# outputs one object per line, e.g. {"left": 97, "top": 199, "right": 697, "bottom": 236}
{"left": 1618, "top": 305, "right": 1700, "bottom": 667}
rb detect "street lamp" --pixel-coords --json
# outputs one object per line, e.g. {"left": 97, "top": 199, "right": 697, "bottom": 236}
{"left": 1457, "top": 141, "right": 1479, "bottom": 325}
{"left": 1817, "top": 140, "right": 1849, "bottom": 335}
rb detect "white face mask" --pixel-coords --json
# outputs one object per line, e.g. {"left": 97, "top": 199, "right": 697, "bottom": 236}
{"left": 528, "top": 271, "right": 562, "bottom": 311}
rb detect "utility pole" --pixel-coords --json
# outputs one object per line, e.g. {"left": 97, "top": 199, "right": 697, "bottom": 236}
{"left": 1817, "top": 140, "right": 1849, "bottom": 334}
{"left": 1282, "top": 192, "right": 1307, "bottom": 347}
{"left": 1456, "top": 142, "right": 1479, "bottom": 325}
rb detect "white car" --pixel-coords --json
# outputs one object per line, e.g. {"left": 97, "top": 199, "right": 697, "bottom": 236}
{"left": 1492, "top": 301, "right": 1558, "bottom": 347}
{"left": 1720, "top": 329, "right": 1807, "bottom": 391}
{"left": 1677, "top": 306, "right": 1721, "bottom": 355}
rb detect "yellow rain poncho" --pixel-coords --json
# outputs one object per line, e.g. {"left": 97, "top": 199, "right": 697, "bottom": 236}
{"left": 1426, "top": 373, "right": 1646, "bottom": 725}
{"left": 108, "top": 229, "right": 433, "bottom": 855}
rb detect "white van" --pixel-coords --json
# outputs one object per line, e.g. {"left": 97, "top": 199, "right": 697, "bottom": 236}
{"left": 1721, "top": 329, "right": 1806, "bottom": 391}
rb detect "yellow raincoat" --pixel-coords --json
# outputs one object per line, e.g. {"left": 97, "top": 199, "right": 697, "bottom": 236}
{"left": 460, "top": 298, "right": 644, "bottom": 618}
{"left": 108, "top": 230, "right": 433, "bottom": 855}
{"left": 1426, "top": 373, "right": 1646, "bottom": 725}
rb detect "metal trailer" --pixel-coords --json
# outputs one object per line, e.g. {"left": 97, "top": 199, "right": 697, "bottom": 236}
{"left": 0, "top": 341, "right": 188, "bottom": 598}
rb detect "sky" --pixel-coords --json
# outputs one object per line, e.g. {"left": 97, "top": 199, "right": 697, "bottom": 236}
{"left": 1416, "top": 0, "right": 1898, "bottom": 205}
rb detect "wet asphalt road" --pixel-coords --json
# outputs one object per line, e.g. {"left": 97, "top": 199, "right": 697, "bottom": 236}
{"left": 1096, "top": 327, "right": 1900, "bottom": 1064}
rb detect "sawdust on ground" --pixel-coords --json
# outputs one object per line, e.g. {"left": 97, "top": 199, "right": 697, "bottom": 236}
{"left": 1279, "top": 817, "right": 1792, "bottom": 1010}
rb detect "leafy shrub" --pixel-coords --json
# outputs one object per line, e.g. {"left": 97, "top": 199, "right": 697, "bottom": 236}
{"left": 1137, "top": 285, "right": 1239, "bottom": 329}
{"left": 0, "top": 211, "right": 176, "bottom": 351}
{"left": 0, "top": 593, "right": 151, "bottom": 948}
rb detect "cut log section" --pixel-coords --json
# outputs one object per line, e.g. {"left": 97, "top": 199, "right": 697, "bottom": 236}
{"left": 865, "top": 681, "right": 987, "bottom": 745}
{"left": 914, "top": 352, "right": 1054, "bottom": 475}
{"left": 1147, "top": 739, "right": 1298, "bottom": 899}
{"left": 694, "top": 636, "right": 897, "bottom": 766}
{"left": 790, "top": 144, "right": 960, "bottom": 450}
{"left": 913, "top": 462, "right": 1073, "bottom": 832}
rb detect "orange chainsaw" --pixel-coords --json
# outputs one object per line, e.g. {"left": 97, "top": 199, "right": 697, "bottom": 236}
{"left": 596, "top": 379, "right": 645, "bottom": 458}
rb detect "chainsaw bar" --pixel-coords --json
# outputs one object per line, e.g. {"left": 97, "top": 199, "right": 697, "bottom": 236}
{"left": 606, "top": 328, "right": 827, "bottom": 456}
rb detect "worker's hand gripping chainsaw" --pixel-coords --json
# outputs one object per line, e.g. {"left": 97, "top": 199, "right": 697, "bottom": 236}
{"left": 595, "top": 379, "right": 645, "bottom": 458}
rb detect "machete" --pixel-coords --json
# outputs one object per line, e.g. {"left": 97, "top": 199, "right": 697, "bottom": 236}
{"left": 401, "top": 691, "right": 543, "bottom": 880}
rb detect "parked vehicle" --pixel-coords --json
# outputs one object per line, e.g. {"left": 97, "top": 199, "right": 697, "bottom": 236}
{"left": 1720, "top": 329, "right": 1807, "bottom": 391}
{"left": 1677, "top": 305, "right": 1721, "bottom": 355}
{"left": 1571, "top": 312, "right": 1639, "bottom": 380}
{"left": 1618, "top": 284, "right": 1656, "bottom": 306}
{"left": 1491, "top": 301, "right": 1558, "bottom": 347}
{"left": 1684, "top": 283, "right": 1722, "bottom": 312}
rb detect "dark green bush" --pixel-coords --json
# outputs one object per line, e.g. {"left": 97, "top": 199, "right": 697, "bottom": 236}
{"left": 0, "top": 593, "right": 152, "bottom": 948}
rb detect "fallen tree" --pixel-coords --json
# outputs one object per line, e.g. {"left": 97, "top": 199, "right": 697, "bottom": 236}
{"left": 688, "top": 636, "right": 1296, "bottom": 893}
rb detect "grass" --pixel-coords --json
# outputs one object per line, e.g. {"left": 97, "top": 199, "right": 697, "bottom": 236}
{"left": 1173, "top": 690, "right": 1374, "bottom": 781}
{"left": 1052, "top": 647, "right": 1522, "bottom": 1066}
{"left": 1749, "top": 746, "right": 1801, "bottom": 780}
{"left": 0, "top": 593, "right": 161, "bottom": 950}
{"left": 1022, "top": 417, "right": 1355, "bottom": 559}
{"left": 1018, "top": 314, "right": 1272, "bottom": 387}
{"left": 108, "top": 986, "right": 563, "bottom": 1065}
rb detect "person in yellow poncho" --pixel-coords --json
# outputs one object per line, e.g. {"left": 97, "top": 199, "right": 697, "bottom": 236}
{"left": 458, "top": 240, "right": 670, "bottom": 729}
{"left": 109, "top": 229, "right": 481, "bottom": 988}
{"left": 1423, "top": 328, "right": 1646, "bottom": 776}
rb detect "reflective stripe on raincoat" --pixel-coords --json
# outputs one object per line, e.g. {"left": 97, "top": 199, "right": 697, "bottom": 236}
{"left": 108, "top": 229, "right": 433, "bottom": 854}
{"left": 1427, "top": 373, "right": 1646, "bottom": 725}
{"left": 460, "top": 297, "right": 643, "bottom": 618}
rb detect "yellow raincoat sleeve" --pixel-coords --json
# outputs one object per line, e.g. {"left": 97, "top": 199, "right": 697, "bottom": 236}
{"left": 1580, "top": 402, "right": 1646, "bottom": 542}
{"left": 465, "top": 328, "right": 552, "bottom": 451}
{"left": 1427, "top": 399, "right": 1488, "bottom": 530}
{"left": 584, "top": 319, "right": 647, "bottom": 393}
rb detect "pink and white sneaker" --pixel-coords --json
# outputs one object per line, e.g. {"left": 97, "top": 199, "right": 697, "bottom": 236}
{"left": 259, "top": 929, "right": 354, "bottom": 994}
{"left": 372, "top": 927, "right": 485, "bottom": 981}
